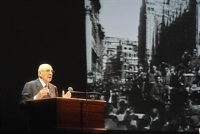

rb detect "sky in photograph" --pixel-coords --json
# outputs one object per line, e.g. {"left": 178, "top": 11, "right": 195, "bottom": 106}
{"left": 99, "top": 0, "right": 142, "bottom": 41}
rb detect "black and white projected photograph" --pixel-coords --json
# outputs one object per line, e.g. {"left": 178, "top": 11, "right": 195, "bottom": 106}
{"left": 85, "top": 0, "right": 200, "bottom": 132}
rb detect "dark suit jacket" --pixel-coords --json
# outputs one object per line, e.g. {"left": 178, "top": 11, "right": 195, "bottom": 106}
{"left": 19, "top": 78, "right": 58, "bottom": 110}
{"left": 150, "top": 118, "right": 164, "bottom": 131}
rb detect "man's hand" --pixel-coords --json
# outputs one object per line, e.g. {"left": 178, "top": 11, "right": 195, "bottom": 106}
{"left": 63, "top": 91, "right": 71, "bottom": 98}
{"left": 34, "top": 88, "right": 49, "bottom": 99}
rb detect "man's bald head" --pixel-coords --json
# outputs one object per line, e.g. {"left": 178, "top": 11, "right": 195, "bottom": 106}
{"left": 38, "top": 64, "right": 52, "bottom": 72}
{"left": 38, "top": 63, "right": 54, "bottom": 84}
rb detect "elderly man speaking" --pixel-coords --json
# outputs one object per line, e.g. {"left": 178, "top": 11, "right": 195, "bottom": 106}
{"left": 20, "top": 63, "right": 71, "bottom": 110}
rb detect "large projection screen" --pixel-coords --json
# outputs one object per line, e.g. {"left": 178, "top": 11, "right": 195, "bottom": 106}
{"left": 85, "top": 0, "right": 200, "bottom": 132}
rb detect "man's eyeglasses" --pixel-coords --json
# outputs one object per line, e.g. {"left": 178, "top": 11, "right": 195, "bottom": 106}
{"left": 40, "top": 70, "right": 55, "bottom": 74}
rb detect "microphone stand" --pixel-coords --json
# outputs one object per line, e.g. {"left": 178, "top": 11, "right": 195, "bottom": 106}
{"left": 70, "top": 86, "right": 101, "bottom": 133}
{"left": 85, "top": 84, "right": 89, "bottom": 134}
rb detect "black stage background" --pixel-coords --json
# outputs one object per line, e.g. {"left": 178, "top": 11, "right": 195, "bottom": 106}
{"left": 0, "top": 0, "right": 196, "bottom": 134}
{"left": 1, "top": 0, "right": 87, "bottom": 133}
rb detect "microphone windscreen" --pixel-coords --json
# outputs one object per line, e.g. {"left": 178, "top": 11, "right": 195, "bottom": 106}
{"left": 68, "top": 87, "right": 73, "bottom": 92}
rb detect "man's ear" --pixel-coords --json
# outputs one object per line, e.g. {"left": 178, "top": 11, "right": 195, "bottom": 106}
{"left": 38, "top": 71, "right": 42, "bottom": 78}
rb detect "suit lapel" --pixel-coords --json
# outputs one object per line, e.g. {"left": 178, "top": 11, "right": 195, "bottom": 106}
{"left": 36, "top": 79, "right": 43, "bottom": 92}
{"left": 35, "top": 79, "right": 56, "bottom": 97}
{"left": 48, "top": 84, "right": 56, "bottom": 97}
{"left": 48, "top": 84, "right": 53, "bottom": 97}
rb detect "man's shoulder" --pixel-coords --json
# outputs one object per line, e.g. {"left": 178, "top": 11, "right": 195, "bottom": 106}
{"left": 49, "top": 83, "right": 57, "bottom": 88}
{"left": 26, "top": 79, "right": 39, "bottom": 85}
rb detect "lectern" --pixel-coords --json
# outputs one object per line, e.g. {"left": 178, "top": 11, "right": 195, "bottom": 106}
{"left": 26, "top": 97, "right": 106, "bottom": 133}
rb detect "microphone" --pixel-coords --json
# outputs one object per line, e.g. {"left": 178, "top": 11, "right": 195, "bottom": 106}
{"left": 67, "top": 87, "right": 101, "bottom": 99}
{"left": 68, "top": 87, "right": 85, "bottom": 94}
{"left": 68, "top": 87, "right": 73, "bottom": 93}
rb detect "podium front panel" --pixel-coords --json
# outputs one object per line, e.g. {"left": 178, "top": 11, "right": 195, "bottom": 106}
{"left": 82, "top": 99, "right": 106, "bottom": 129}
{"left": 56, "top": 98, "right": 82, "bottom": 128}
{"left": 27, "top": 98, "right": 57, "bottom": 129}
{"left": 26, "top": 97, "right": 106, "bottom": 132}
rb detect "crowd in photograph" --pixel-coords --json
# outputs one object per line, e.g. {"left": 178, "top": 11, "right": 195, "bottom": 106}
{"left": 87, "top": 49, "right": 200, "bottom": 132}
